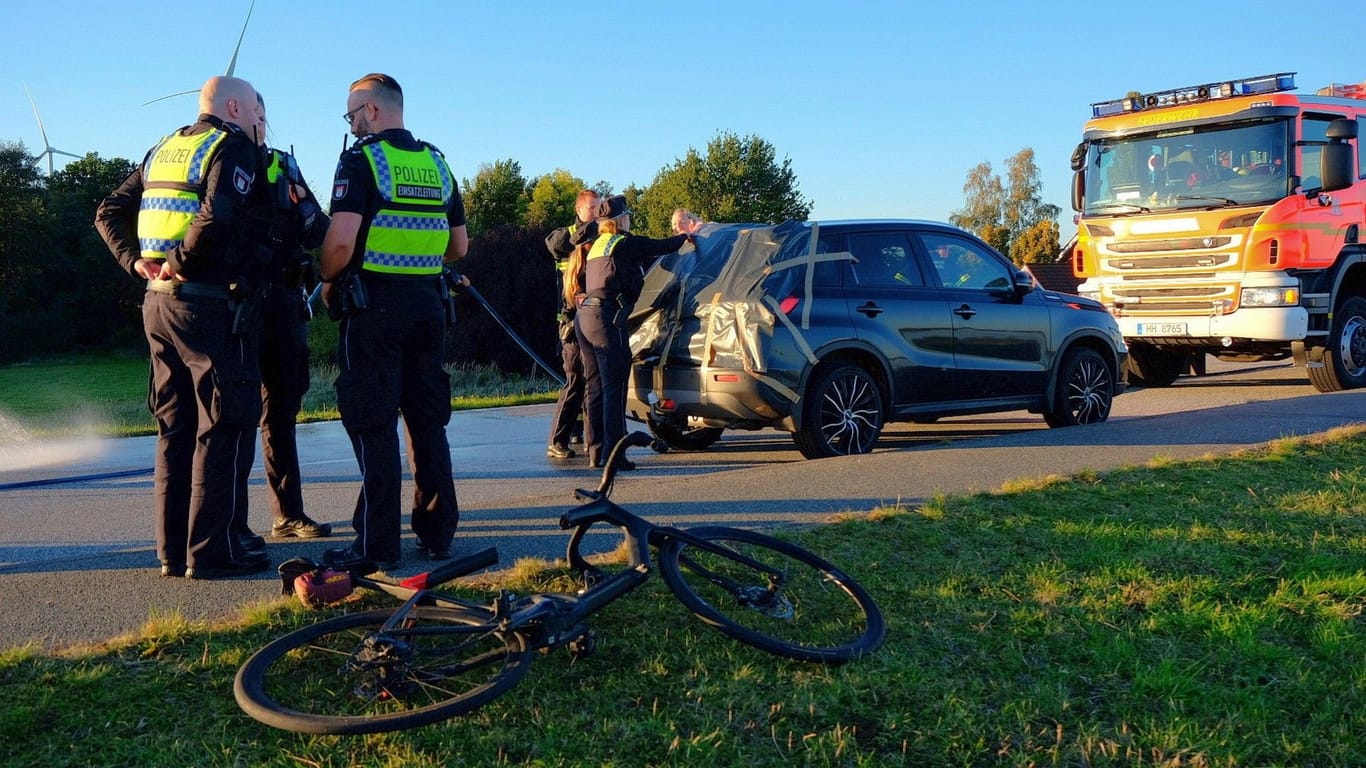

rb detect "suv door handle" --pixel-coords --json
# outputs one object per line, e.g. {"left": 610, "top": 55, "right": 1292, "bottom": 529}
{"left": 953, "top": 303, "right": 977, "bottom": 319}
{"left": 856, "top": 301, "right": 883, "bottom": 317}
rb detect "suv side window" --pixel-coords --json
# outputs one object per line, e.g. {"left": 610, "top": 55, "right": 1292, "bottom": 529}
{"left": 849, "top": 232, "right": 922, "bottom": 287}
{"left": 812, "top": 232, "right": 847, "bottom": 288}
{"left": 917, "top": 233, "right": 1012, "bottom": 290}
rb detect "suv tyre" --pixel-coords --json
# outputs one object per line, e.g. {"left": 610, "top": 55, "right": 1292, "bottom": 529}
{"left": 1043, "top": 347, "right": 1114, "bottom": 427}
{"left": 794, "top": 364, "right": 884, "bottom": 459}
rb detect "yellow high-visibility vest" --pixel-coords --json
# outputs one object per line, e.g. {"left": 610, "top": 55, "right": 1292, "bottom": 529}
{"left": 136, "top": 128, "right": 229, "bottom": 261}
{"left": 359, "top": 141, "right": 453, "bottom": 275}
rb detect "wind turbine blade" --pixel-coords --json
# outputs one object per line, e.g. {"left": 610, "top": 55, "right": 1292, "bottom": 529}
{"left": 23, "top": 84, "right": 52, "bottom": 148}
{"left": 141, "top": 89, "right": 198, "bottom": 107}
{"left": 54, "top": 149, "right": 82, "bottom": 160}
{"left": 225, "top": 0, "right": 256, "bottom": 76}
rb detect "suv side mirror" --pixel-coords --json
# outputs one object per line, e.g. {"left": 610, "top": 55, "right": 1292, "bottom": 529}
{"left": 1013, "top": 269, "right": 1037, "bottom": 297}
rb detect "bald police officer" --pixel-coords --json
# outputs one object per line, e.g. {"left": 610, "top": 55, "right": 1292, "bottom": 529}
{"left": 95, "top": 76, "right": 272, "bottom": 580}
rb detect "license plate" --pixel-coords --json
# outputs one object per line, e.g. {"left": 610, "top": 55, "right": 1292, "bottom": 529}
{"left": 1135, "top": 323, "right": 1186, "bottom": 335}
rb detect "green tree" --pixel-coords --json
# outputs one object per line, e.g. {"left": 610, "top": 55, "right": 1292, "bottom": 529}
{"left": 0, "top": 141, "right": 53, "bottom": 361}
{"left": 462, "top": 159, "right": 529, "bottom": 236}
{"left": 950, "top": 148, "right": 1060, "bottom": 264}
{"left": 949, "top": 161, "right": 1006, "bottom": 250}
{"left": 524, "top": 169, "right": 586, "bottom": 231}
{"left": 46, "top": 153, "right": 143, "bottom": 348}
{"left": 1003, "top": 148, "right": 1061, "bottom": 263}
{"left": 1012, "top": 219, "right": 1062, "bottom": 264}
{"left": 635, "top": 131, "right": 812, "bottom": 237}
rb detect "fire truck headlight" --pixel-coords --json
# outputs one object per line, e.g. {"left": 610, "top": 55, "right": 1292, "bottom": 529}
{"left": 1241, "top": 287, "right": 1299, "bottom": 307}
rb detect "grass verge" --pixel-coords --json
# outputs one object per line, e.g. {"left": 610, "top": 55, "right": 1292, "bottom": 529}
{"left": 0, "top": 353, "right": 557, "bottom": 438}
{"left": 2, "top": 428, "right": 1364, "bottom": 766}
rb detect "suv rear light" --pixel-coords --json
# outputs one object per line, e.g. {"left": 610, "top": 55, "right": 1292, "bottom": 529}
{"left": 713, "top": 373, "right": 741, "bottom": 383}
{"left": 779, "top": 296, "right": 799, "bottom": 314}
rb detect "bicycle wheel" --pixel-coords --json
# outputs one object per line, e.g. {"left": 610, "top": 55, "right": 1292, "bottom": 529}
{"left": 235, "top": 607, "right": 531, "bottom": 734}
{"left": 658, "top": 526, "right": 885, "bottom": 664}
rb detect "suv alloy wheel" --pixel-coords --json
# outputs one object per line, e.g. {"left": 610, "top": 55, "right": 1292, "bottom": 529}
{"left": 794, "top": 364, "right": 884, "bottom": 459}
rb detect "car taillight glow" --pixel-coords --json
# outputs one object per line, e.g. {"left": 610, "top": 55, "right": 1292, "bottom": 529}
{"left": 713, "top": 373, "right": 741, "bottom": 383}
{"left": 779, "top": 296, "right": 799, "bottom": 314}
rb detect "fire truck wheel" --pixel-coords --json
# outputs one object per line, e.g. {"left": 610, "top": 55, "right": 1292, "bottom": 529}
{"left": 1308, "top": 295, "right": 1366, "bottom": 393}
{"left": 1123, "top": 343, "right": 1185, "bottom": 388}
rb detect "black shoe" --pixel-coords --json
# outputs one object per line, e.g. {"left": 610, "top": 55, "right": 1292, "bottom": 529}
{"left": 160, "top": 562, "right": 186, "bottom": 578}
{"left": 271, "top": 516, "right": 333, "bottom": 539}
{"left": 417, "top": 543, "right": 453, "bottom": 561}
{"left": 323, "top": 546, "right": 399, "bottom": 572}
{"left": 186, "top": 553, "right": 270, "bottom": 580}
{"left": 235, "top": 531, "right": 266, "bottom": 552}
{"left": 546, "top": 443, "right": 575, "bottom": 459}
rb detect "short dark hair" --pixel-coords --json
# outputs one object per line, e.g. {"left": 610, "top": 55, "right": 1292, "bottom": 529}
{"left": 350, "top": 73, "right": 403, "bottom": 109}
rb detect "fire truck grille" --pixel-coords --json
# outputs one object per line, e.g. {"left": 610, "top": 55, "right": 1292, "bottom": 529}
{"left": 1109, "top": 284, "right": 1237, "bottom": 316}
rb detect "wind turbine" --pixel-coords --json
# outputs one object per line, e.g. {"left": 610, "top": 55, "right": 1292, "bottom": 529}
{"left": 141, "top": 0, "right": 257, "bottom": 106}
{"left": 24, "top": 85, "right": 81, "bottom": 176}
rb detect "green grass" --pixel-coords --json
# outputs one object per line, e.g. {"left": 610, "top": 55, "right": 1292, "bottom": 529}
{"left": 2, "top": 427, "right": 1365, "bottom": 766}
{"left": 0, "top": 354, "right": 557, "bottom": 438}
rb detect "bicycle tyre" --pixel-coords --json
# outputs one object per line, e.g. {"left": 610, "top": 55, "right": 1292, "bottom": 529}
{"left": 658, "top": 526, "right": 885, "bottom": 664}
{"left": 234, "top": 607, "right": 531, "bottom": 734}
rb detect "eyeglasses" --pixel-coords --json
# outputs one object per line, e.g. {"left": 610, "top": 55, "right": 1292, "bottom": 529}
{"left": 342, "top": 103, "right": 370, "bottom": 125}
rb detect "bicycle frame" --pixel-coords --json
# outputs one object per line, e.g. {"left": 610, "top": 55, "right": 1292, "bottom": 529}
{"left": 241, "top": 430, "right": 884, "bottom": 734}
{"left": 302, "top": 432, "right": 790, "bottom": 655}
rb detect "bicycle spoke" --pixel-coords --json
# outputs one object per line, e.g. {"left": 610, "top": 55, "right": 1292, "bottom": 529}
{"left": 236, "top": 608, "right": 531, "bottom": 734}
{"left": 660, "top": 527, "right": 885, "bottom": 663}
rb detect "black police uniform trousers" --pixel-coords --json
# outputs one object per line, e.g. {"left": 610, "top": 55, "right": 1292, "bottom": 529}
{"left": 143, "top": 289, "right": 262, "bottom": 570}
{"left": 256, "top": 281, "right": 311, "bottom": 523}
{"left": 335, "top": 276, "right": 459, "bottom": 562}
{"left": 575, "top": 300, "right": 631, "bottom": 466}
{"left": 548, "top": 315, "right": 585, "bottom": 448}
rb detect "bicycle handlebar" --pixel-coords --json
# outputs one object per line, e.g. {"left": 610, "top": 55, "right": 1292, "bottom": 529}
{"left": 585, "top": 431, "right": 657, "bottom": 498}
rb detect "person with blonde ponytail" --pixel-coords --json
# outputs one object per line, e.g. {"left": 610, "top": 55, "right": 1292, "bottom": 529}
{"left": 573, "top": 195, "right": 699, "bottom": 469}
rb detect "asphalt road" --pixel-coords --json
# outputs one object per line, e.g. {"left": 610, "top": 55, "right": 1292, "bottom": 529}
{"left": 1, "top": 359, "right": 1363, "bottom": 651}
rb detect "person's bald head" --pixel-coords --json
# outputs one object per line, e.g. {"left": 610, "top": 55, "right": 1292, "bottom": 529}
{"left": 198, "top": 76, "right": 259, "bottom": 131}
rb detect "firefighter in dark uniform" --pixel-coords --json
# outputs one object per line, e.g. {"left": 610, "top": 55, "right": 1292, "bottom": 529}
{"left": 542, "top": 189, "right": 601, "bottom": 459}
{"left": 232, "top": 94, "right": 334, "bottom": 546}
{"left": 567, "top": 195, "right": 692, "bottom": 470}
{"left": 94, "top": 76, "right": 272, "bottom": 579}
{"left": 320, "top": 73, "right": 466, "bottom": 569}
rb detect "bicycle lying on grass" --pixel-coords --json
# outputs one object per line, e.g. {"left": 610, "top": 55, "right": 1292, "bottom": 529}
{"left": 234, "top": 432, "right": 886, "bottom": 734}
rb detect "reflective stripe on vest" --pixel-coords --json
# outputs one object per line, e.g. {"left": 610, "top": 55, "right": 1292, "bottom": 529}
{"left": 360, "top": 141, "right": 452, "bottom": 275}
{"left": 136, "top": 128, "right": 229, "bottom": 261}
{"left": 586, "top": 233, "right": 624, "bottom": 262}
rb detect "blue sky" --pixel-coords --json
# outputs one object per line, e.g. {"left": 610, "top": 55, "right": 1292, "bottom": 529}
{"left": 3, "top": 0, "right": 1361, "bottom": 236}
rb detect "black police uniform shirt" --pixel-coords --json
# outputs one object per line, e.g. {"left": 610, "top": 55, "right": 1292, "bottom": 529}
{"left": 583, "top": 232, "right": 690, "bottom": 306}
{"left": 95, "top": 115, "right": 265, "bottom": 286}
{"left": 544, "top": 218, "right": 598, "bottom": 263}
{"left": 329, "top": 129, "right": 467, "bottom": 249}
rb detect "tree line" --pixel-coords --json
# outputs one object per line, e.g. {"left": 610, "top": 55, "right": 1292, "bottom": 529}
{"left": 0, "top": 133, "right": 1058, "bottom": 368}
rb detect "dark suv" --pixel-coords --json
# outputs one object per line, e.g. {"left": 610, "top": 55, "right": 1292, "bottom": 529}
{"left": 627, "top": 219, "right": 1127, "bottom": 459}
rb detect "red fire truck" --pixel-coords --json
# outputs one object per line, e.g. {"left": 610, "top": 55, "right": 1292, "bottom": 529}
{"left": 1069, "top": 72, "right": 1365, "bottom": 391}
